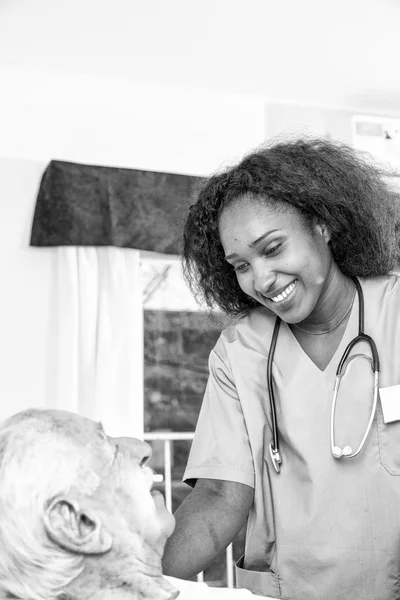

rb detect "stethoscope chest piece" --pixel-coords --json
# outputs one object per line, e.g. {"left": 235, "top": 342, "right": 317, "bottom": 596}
{"left": 269, "top": 443, "right": 282, "bottom": 473}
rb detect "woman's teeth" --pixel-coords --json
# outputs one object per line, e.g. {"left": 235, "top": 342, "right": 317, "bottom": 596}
{"left": 271, "top": 281, "right": 296, "bottom": 303}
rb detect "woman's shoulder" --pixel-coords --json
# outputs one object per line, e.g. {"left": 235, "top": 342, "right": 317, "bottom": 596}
{"left": 215, "top": 307, "right": 277, "bottom": 356}
{"left": 357, "top": 274, "right": 399, "bottom": 333}
{"left": 361, "top": 272, "right": 400, "bottom": 298}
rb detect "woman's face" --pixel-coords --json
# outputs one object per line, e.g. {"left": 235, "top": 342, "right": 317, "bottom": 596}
{"left": 218, "top": 196, "right": 334, "bottom": 323}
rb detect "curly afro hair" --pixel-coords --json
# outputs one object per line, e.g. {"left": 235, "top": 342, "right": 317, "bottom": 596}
{"left": 182, "top": 137, "right": 400, "bottom": 316}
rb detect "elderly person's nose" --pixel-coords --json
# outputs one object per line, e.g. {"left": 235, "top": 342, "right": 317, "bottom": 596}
{"left": 113, "top": 437, "right": 152, "bottom": 466}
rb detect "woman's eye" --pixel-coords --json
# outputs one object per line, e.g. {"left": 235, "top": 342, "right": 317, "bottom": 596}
{"left": 234, "top": 263, "right": 249, "bottom": 272}
{"left": 264, "top": 243, "right": 282, "bottom": 256}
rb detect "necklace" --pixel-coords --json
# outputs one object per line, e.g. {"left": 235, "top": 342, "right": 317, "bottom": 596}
{"left": 293, "top": 286, "right": 356, "bottom": 336}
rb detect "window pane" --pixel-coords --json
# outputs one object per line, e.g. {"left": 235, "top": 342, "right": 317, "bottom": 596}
{"left": 141, "top": 254, "right": 243, "bottom": 585}
{"left": 141, "top": 253, "right": 222, "bottom": 486}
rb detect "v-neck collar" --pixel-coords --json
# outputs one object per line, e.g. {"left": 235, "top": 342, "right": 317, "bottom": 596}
{"left": 278, "top": 287, "right": 359, "bottom": 376}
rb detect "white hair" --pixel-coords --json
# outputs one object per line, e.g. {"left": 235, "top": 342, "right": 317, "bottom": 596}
{"left": 0, "top": 409, "right": 100, "bottom": 600}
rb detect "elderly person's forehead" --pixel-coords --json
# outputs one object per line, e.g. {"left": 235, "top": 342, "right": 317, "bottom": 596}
{"left": 6, "top": 409, "right": 108, "bottom": 446}
{"left": 44, "top": 410, "right": 108, "bottom": 444}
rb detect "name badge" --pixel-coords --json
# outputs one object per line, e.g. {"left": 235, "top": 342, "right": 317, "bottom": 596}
{"left": 379, "top": 385, "right": 400, "bottom": 424}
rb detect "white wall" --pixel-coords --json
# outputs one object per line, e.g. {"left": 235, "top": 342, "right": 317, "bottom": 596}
{"left": 2, "top": 0, "right": 400, "bottom": 114}
{"left": 0, "top": 66, "right": 267, "bottom": 424}
{"left": 265, "top": 103, "right": 356, "bottom": 144}
{"left": 1, "top": 66, "right": 266, "bottom": 174}
{"left": 0, "top": 158, "right": 52, "bottom": 422}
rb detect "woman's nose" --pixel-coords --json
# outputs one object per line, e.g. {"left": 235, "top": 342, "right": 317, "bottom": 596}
{"left": 253, "top": 269, "right": 276, "bottom": 294}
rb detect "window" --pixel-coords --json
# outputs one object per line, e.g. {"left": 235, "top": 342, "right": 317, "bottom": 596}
{"left": 140, "top": 253, "right": 242, "bottom": 585}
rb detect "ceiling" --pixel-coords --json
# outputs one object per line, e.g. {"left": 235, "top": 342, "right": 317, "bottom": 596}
{"left": 1, "top": 0, "right": 399, "bottom": 113}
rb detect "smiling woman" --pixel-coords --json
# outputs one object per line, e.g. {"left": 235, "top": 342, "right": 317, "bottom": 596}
{"left": 218, "top": 198, "right": 334, "bottom": 326}
{"left": 162, "top": 137, "right": 400, "bottom": 600}
{"left": 182, "top": 138, "right": 400, "bottom": 316}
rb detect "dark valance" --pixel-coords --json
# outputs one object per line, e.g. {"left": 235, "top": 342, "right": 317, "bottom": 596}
{"left": 30, "top": 160, "right": 203, "bottom": 255}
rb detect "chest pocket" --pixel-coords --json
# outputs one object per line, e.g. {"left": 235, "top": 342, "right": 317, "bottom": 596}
{"left": 235, "top": 556, "right": 281, "bottom": 598}
{"left": 377, "top": 397, "right": 400, "bottom": 476}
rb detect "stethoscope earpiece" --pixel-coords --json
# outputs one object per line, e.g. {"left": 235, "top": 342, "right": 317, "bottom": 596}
{"left": 332, "top": 445, "right": 353, "bottom": 459}
{"left": 332, "top": 446, "right": 342, "bottom": 458}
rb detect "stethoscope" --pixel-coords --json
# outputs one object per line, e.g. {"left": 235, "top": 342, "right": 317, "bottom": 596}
{"left": 267, "top": 277, "right": 380, "bottom": 474}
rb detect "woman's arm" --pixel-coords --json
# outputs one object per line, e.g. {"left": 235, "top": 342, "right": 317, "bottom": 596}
{"left": 162, "top": 478, "right": 254, "bottom": 580}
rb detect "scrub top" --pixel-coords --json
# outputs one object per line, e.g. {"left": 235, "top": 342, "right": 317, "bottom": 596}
{"left": 183, "top": 275, "right": 400, "bottom": 600}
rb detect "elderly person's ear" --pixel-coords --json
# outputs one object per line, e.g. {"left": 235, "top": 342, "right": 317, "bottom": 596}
{"left": 43, "top": 497, "right": 112, "bottom": 555}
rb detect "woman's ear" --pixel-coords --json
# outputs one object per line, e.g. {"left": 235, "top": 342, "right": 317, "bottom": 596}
{"left": 314, "top": 221, "right": 331, "bottom": 244}
{"left": 322, "top": 223, "right": 331, "bottom": 243}
{"left": 43, "top": 497, "right": 112, "bottom": 555}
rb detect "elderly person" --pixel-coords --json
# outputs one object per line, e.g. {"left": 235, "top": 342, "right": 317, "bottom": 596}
{"left": 0, "top": 408, "right": 266, "bottom": 600}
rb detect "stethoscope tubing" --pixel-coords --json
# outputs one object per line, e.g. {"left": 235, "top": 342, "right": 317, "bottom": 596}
{"left": 267, "top": 276, "right": 380, "bottom": 473}
{"left": 331, "top": 365, "right": 379, "bottom": 459}
{"left": 267, "top": 316, "right": 282, "bottom": 472}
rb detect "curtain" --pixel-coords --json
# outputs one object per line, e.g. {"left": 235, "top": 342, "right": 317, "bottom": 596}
{"left": 30, "top": 160, "right": 202, "bottom": 254}
{"left": 29, "top": 159, "right": 202, "bottom": 438}
{"left": 46, "top": 246, "right": 143, "bottom": 438}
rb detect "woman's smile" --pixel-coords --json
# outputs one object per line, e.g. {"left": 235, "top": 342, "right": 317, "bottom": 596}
{"left": 263, "top": 279, "right": 298, "bottom": 305}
